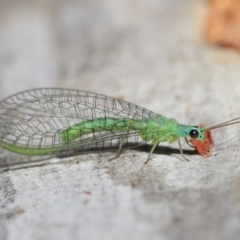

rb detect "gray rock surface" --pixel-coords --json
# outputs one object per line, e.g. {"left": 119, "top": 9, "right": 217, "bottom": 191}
{"left": 1, "top": 0, "right": 240, "bottom": 239}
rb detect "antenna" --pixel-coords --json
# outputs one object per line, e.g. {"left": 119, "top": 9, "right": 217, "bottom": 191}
{"left": 207, "top": 117, "right": 240, "bottom": 131}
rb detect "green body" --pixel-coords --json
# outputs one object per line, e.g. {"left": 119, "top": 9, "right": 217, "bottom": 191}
{"left": 60, "top": 117, "right": 204, "bottom": 143}
{"left": 0, "top": 116, "right": 206, "bottom": 157}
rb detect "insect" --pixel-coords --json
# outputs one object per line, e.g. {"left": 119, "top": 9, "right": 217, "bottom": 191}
{"left": 190, "top": 124, "right": 213, "bottom": 158}
{"left": 0, "top": 88, "right": 239, "bottom": 164}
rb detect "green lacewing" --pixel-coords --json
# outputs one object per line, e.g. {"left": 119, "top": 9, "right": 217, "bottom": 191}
{"left": 0, "top": 88, "right": 238, "bottom": 163}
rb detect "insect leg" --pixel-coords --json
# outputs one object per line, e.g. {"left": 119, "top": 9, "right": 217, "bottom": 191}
{"left": 108, "top": 136, "right": 126, "bottom": 161}
{"left": 184, "top": 137, "right": 195, "bottom": 148}
{"left": 144, "top": 141, "right": 160, "bottom": 164}
{"left": 178, "top": 139, "right": 189, "bottom": 161}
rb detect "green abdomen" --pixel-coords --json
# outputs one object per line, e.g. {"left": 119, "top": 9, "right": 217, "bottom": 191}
{"left": 60, "top": 118, "right": 133, "bottom": 142}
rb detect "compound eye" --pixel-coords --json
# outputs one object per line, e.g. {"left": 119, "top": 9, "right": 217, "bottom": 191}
{"left": 189, "top": 129, "right": 199, "bottom": 138}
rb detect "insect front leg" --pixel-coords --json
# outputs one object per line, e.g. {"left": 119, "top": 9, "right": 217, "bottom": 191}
{"left": 177, "top": 139, "right": 190, "bottom": 161}
{"left": 184, "top": 137, "right": 195, "bottom": 148}
{"left": 169, "top": 136, "right": 190, "bottom": 161}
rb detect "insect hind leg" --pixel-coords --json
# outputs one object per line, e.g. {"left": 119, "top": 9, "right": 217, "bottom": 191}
{"left": 108, "top": 136, "right": 126, "bottom": 161}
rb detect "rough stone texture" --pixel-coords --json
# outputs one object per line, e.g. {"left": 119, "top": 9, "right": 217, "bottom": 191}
{"left": 0, "top": 0, "right": 240, "bottom": 240}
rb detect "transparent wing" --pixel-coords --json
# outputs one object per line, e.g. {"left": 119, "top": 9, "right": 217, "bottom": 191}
{"left": 0, "top": 88, "right": 161, "bottom": 156}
